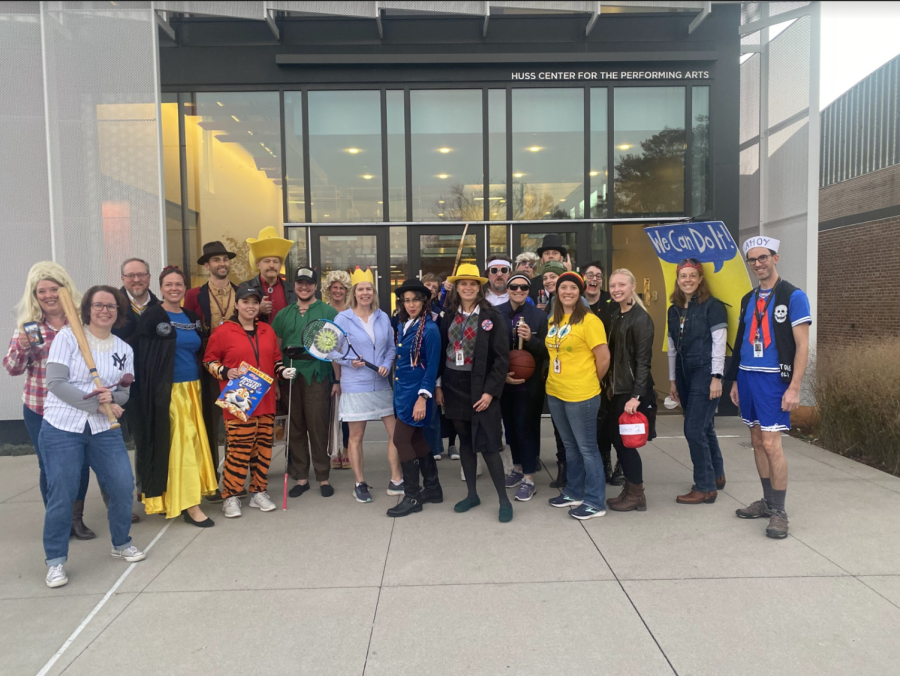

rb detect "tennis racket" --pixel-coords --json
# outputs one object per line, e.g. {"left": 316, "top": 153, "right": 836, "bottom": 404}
{"left": 301, "top": 319, "right": 379, "bottom": 372}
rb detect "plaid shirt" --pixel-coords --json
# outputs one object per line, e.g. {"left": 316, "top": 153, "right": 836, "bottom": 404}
{"left": 3, "top": 319, "right": 64, "bottom": 415}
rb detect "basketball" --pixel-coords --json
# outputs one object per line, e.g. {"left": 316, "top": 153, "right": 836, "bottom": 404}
{"left": 508, "top": 349, "right": 535, "bottom": 380}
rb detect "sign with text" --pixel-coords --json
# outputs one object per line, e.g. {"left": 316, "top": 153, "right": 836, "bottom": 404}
{"left": 511, "top": 69, "right": 711, "bottom": 81}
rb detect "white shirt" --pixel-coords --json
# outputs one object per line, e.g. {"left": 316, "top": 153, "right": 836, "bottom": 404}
{"left": 485, "top": 289, "right": 509, "bottom": 306}
{"left": 43, "top": 327, "right": 134, "bottom": 434}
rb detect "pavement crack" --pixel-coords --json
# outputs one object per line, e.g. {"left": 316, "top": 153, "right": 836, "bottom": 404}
{"left": 362, "top": 510, "right": 396, "bottom": 676}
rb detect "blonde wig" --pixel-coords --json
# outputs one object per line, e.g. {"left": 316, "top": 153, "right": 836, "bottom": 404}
{"left": 608, "top": 268, "right": 646, "bottom": 310}
{"left": 322, "top": 270, "right": 351, "bottom": 308}
{"left": 15, "top": 261, "right": 81, "bottom": 329}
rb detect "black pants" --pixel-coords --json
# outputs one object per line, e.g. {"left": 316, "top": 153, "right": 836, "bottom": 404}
{"left": 440, "top": 408, "right": 457, "bottom": 447}
{"left": 500, "top": 390, "right": 542, "bottom": 475}
{"left": 602, "top": 393, "right": 658, "bottom": 484}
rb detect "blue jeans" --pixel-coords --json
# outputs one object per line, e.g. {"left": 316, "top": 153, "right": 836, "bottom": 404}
{"left": 676, "top": 365, "right": 724, "bottom": 492}
{"left": 39, "top": 421, "right": 135, "bottom": 566}
{"left": 424, "top": 407, "right": 443, "bottom": 456}
{"left": 23, "top": 405, "right": 90, "bottom": 506}
{"left": 547, "top": 395, "right": 606, "bottom": 510}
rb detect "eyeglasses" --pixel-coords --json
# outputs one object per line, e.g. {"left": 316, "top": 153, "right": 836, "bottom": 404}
{"left": 122, "top": 273, "right": 149, "bottom": 280}
{"left": 583, "top": 273, "right": 602, "bottom": 280}
{"left": 507, "top": 284, "right": 529, "bottom": 291}
{"left": 746, "top": 254, "right": 771, "bottom": 265}
{"left": 489, "top": 266, "right": 510, "bottom": 275}
{"left": 90, "top": 303, "right": 118, "bottom": 312}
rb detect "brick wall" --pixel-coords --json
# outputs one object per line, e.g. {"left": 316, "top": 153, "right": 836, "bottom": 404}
{"left": 818, "top": 215, "right": 900, "bottom": 353}
{"left": 820, "top": 163, "right": 900, "bottom": 223}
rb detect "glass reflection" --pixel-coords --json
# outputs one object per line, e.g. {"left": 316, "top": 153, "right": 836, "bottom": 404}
{"left": 307, "top": 91, "right": 382, "bottom": 223}
{"left": 419, "top": 233, "right": 477, "bottom": 280}
{"left": 692, "top": 87, "right": 710, "bottom": 216}
{"left": 317, "top": 234, "right": 379, "bottom": 290}
{"left": 519, "top": 231, "right": 578, "bottom": 273}
{"left": 390, "top": 226, "right": 408, "bottom": 313}
{"left": 387, "top": 91, "right": 407, "bottom": 221}
{"left": 161, "top": 93, "right": 184, "bottom": 271}
{"left": 590, "top": 88, "right": 609, "bottom": 218}
{"left": 512, "top": 88, "right": 584, "bottom": 220}
{"left": 284, "top": 92, "right": 305, "bottom": 222}
{"left": 613, "top": 87, "right": 685, "bottom": 216}
{"left": 488, "top": 89, "right": 507, "bottom": 220}
{"left": 410, "top": 90, "right": 483, "bottom": 221}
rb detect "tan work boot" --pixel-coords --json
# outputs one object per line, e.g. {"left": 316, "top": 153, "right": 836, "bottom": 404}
{"left": 606, "top": 480, "right": 630, "bottom": 508}
{"left": 608, "top": 482, "right": 646, "bottom": 512}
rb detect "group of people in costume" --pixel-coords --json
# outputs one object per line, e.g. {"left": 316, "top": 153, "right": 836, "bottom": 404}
{"left": 5, "top": 227, "right": 810, "bottom": 590}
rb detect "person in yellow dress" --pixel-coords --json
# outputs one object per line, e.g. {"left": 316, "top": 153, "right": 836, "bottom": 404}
{"left": 134, "top": 266, "right": 217, "bottom": 526}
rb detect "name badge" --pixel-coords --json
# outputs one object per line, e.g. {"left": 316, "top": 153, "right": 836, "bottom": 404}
{"left": 553, "top": 358, "right": 561, "bottom": 374}
{"left": 455, "top": 349, "right": 464, "bottom": 366}
{"left": 753, "top": 338, "right": 764, "bottom": 358}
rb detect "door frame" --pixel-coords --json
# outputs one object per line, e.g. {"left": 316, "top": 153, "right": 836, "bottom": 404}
{"left": 308, "top": 225, "right": 392, "bottom": 310}
{"left": 408, "top": 224, "right": 488, "bottom": 280}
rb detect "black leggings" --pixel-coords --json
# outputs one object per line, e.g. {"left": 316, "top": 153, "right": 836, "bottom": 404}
{"left": 392, "top": 419, "right": 431, "bottom": 463}
{"left": 603, "top": 394, "right": 646, "bottom": 484}
{"left": 441, "top": 409, "right": 457, "bottom": 447}
{"left": 452, "top": 419, "right": 510, "bottom": 507}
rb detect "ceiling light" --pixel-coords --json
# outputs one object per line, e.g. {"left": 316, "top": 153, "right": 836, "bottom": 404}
{"left": 438, "top": 213, "right": 444, "bottom": 216}
{"left": 438, "top": 200, "right": 445, "bottom": 204}
{"left": 216, "top": 101, "right": 223, "bottom": 107}
{"left": 437, "top": 174, "right": 449, "bottom": 179}
{"left": 324, "top": 214, "right": 330, "bottom": 218}
{"left": 544, "top": 211, "right": 551, "bottom": 215}
{"left": 475, "top": 197, "right": 485, "bottom": 201}
{"left": 346, "top": 148, "right": 360, "bottom": 154}
{"left": 513, "top": 172, "right": 524, "bottom": 178}
{"left": 438, "top": 147, "right": 451, "bottom": 154}
{"left": 527, "top": 146, "right": 542, "bottom": 152}
{"left": 378, "top": 201, "right": 383, "bottom": 204}
{"left": 618, "top": 144, "right": 631, "bottom": 150}
{"left": 248, "top": 131, "right": 253, "bottom": 136}
{"left": 362, "top": 174, "right": 373, "bottom": 180}
{"left": 231, "top": 115, "right": 240, "bottom": 122}
{"left": 589, "top": 170, "right": 599, "bottom": 177}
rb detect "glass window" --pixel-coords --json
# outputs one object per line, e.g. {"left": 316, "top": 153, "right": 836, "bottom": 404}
{"left": 692, "top": 86, "right": 710, "bottom": 217}
{"left": 286, "top": 226, "right": 308, "bottom": 280}
{"left": 184, "top": 92, "right": 283, "bottom": 286}
{"left": 307, "top": 91, "right": 382, "bottom": 223}
{"left": 161, "top": 93, "right": 183, "bottom": 270}
{"left": 519, "top": 231, "right": 578, "bottom": 273}
{"left": 410, "top": 89, "right": 483, "bottom": 221}
{"left": 613, "top": 87, "right": 685, "bottom": 217}
{"left": 389, "top": 226, "right": 408, "bottom": 313}
{"left": 284, "top": 92, "right": 305, "bottom": 222}
{"left": 488, "top": 89, "right": 507, "bottom": 220}
{"left": 590, "top": 88, "right": 609, "bottom": 218}
{"left": 490, "top": 224, "right": 508, "bottom": 259}
{"left": 386, "top": 91, "right": 407, "bottom": 222}
{"left": 511, "top": 88, "right": 584, "bottom": 220}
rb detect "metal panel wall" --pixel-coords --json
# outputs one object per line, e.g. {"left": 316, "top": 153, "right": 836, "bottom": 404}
{"left": 0, "top": 2, "right": 52, "bottom": 421}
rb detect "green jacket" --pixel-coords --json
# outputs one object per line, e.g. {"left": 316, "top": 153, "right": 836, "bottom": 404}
{"left": 272, "top": 299, "right": 338, "bottom": 385}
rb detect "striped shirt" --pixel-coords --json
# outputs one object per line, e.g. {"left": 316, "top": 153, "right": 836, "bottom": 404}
{"left": 3, "top": 319, "right": 65, "bottom": 415}
{"left": 43, "top": 327, "right": 134, "bottom": 434}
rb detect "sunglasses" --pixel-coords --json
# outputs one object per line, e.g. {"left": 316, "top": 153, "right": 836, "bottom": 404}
{"left": 507, "top": 284, "right": 529, "bottom": 291}
{"left": 489, "top": 266, "right": 510, "bottom": 275}
{"left": 517, "top": 261, "right": 536, "bottom": 268}
{"left": 677, "top": 258, "right": 702, "bottom": 267}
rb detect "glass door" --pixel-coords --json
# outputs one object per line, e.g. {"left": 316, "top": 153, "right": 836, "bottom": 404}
{"left": 408, "top": 224, "right": 487, "bottom": 282}
{"left": 310, "top": 226, "right": 391, "bottom": 311}
{"left": 510, "top": 222, "right": 592, "bottom": 273}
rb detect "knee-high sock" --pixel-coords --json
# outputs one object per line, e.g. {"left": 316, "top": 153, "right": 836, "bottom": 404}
{"left": 482, "top": 452, "right": 511, "bottom": 507}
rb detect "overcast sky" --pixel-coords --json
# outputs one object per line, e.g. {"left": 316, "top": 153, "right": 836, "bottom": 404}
{"left": 820, "top": 1, "right": 900, "bottom": 108}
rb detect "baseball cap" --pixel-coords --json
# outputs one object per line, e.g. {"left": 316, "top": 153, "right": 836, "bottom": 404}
{"left": 295, "top": 267, "right": 317, "bottom": 283}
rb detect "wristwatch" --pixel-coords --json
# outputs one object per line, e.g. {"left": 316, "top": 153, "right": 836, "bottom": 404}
{"left": 711, "top": 373, "right": 723, "bottom": 379}
{"left": 333, "top": 379, "right": 341, "bottom": 384}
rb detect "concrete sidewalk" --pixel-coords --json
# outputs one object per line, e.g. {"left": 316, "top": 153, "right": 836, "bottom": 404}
{"left": 3, "top": 416, "right": 900, "bottom": 676}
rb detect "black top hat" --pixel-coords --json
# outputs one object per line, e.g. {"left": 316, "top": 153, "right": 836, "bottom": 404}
{"left": 536, "top": 234, "right": 568, "bottom": 258}
{"left": 394, "top": 278, "right": 432, "bottom": 302}
{"left": 197, "top": 241, "right": 237, "bottom": 265}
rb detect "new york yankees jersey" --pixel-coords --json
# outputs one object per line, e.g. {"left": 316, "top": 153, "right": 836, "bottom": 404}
{"left": 43, "top": 327, "right": 134, "bottom": 434}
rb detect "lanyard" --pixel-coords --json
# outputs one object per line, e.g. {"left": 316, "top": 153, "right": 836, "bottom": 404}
{"left": 209, "top": 285, "right": 233, "bottom": 324}
{"left": 243, "top": 328, "right": 260, "bottom": 367}
{"left": 752, "top": 280, "right": 779, "bottom": 339}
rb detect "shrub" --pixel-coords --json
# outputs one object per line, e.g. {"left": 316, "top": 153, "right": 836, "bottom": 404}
{"left": 813, "top": 339, "right": 900, "bottom": 475}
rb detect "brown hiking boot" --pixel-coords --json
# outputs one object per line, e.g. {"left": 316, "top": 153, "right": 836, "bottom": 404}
{"left": 609, "top": 482, "right": 646, "bottom": 512}
{"left": 715, "top": 475, "right": 726, "bottom": 490}
{"left": 735, "top": 499, "right": 770, "bottom": 519}
{"left": 766, "top": 511, "right": 789, "bottom": 539}
{"left": 606, "top": 480, "right": 630, "bottom": 508}
{"left": 676, "top": 489, "right": 717, "bottom": 504}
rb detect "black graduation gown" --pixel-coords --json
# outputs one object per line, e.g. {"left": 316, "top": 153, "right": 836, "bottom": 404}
{"left": 438, "top": 304, "right": 509, "bottom": 453}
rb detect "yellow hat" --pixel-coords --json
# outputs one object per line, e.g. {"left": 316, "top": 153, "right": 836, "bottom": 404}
{"left": 447, "top": 263, "right": 488, "bottom": 285}
{"left": 247, "top": 226, "right": 294, "bottom": 268}
{"left": 350, "top": 266, "right": 375, "bottom": 286}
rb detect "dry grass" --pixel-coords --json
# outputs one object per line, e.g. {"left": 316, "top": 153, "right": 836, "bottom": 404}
{"left": 813, "top": 339, "right": 900, "bottom": 475}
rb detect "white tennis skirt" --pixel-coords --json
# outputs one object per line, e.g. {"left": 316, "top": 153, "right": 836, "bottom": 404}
{"left": 339, "top": 389, "right": 395, "bottom": 422}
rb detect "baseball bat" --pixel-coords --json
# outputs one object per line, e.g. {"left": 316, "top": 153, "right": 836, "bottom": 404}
{"left": 57, "top": 287, "right": 121, "bottom": 429}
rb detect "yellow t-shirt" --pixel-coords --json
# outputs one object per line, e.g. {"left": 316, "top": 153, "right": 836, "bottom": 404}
{"left": 545, "top": 312, "right": 608, "bottom": 402}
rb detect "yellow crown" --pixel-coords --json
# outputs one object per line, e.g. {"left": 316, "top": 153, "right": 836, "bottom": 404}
{"left": 350, "top": 266, "right": 374, "bottom": 286}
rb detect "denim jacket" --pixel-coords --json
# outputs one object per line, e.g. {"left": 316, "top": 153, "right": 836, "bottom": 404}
{"left": 334, "top": 309, "right": 395, "bottom": 393}
{"left": 667, "top": 296, "right": 727, "bottom": 374}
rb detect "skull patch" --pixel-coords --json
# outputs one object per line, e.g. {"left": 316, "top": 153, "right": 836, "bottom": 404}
{"left": 773, "top": 305, "right": 788, "bottom": 324}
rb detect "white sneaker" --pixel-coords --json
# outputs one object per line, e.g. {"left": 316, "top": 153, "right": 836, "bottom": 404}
{"left": 249, "top": 492, "right": 276, "bottom": 512}
{"left": 222, "top": 496, "right": 242, "bottom": 518}
{"left": 433, "top": 453, "right": 442, "bottom": 461}
{"left": 111, "top": 545, "right": 146, "bottom": 563}
{"left": 46, "top": 564, "right": 68, "bottom": 588}
{"left": 449, "top": 445, "right": 459, "bottom": 460}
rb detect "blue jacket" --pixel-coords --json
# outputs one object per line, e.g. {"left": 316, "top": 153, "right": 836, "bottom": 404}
{"left": 393, "top": 317, "right": 441, "bottom": 427}
{"left": 334, "top": 309, "right": 395, "bottom": 393}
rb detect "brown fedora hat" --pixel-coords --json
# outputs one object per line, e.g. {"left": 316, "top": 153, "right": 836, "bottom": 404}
{"left": 197, "top": 241, "right": 237, "bottom": 265}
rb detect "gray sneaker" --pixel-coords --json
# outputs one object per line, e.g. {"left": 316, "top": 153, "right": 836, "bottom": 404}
{"left": 735, "top": 499, "right": 770, "bottom": 519}
{"left": 46, "top": 564, "right": 68, "bottom": 588}
{"left": 505, "top": 469, "right": 524, "bottom": 489}
{"left": 766, "top": 510, "right": 789, "bottom": 539}
{"left": 514, "top": 481, "right": 536, "bottom": 501}
{"left": 111, "top": 545, "right": 146, "bottom": 562}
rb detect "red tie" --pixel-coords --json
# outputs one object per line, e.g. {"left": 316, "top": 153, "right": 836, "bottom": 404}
{"left": 749, "top": 296, "right": 771, "bottom": 349}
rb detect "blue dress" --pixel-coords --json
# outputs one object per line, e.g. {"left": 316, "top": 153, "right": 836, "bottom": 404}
{"left": 393, "top": 318, "right": 440, "bottom": 427}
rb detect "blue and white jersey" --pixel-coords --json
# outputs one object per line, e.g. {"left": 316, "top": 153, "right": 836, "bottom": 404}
{"left": 738, "top": 286, "right": 811, "bottom": 373}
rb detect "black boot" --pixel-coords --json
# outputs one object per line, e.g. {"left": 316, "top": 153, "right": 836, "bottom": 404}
{"left": 419, "top": 453, "right": 443, "bottom": 504}
{"left": 550, "top": 461, "right": 567, "bottom": 489}
{"left": 70, "top": 500, "right": 96, "bottom": 540}
{"left": 609, "top": 461, "right": 625, "bottom": 487}
{"left": 387, "top": 460, "right": 423, "bottom": 518}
